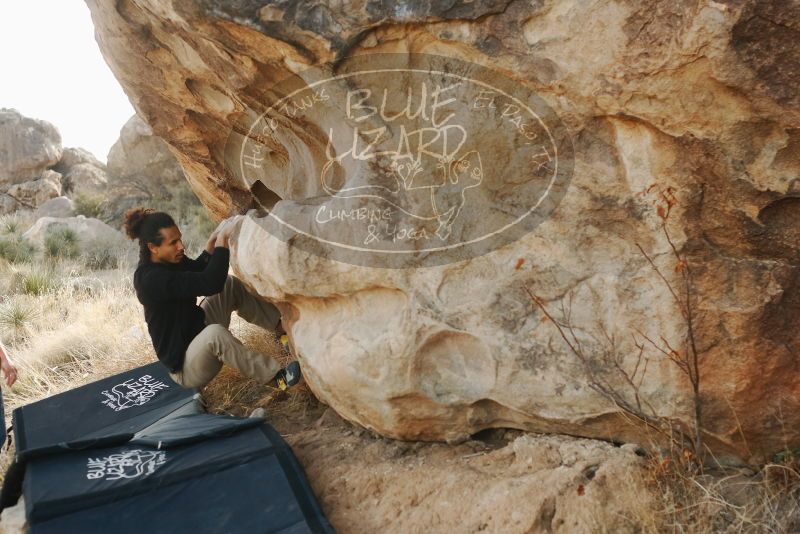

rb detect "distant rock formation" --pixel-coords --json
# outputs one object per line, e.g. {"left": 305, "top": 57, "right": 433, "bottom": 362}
{"left": 0, "top": 108, "right": 189, "bottom": 220}
{"left": 0, "top": 109, "right": 62, "bottom": 184}
{"left": 0, "top": 109, "right": 113, "bottom": 214}
{"left": 52, "top": 147, "right": 110, "bottom": 198}
{"left": 0, "top": 109, "right": 63, "bottom": 214}
{"left": 2, "top": 169, "right": 62, "bottom": 212}
{"left": 53, "top": 147, "right": 106, "bottom": 175}
{"left": 62, "top": 163, "right": 108, "bottom": 197}
{"left": 107, "top": 114, "right": 185, "bottom": 188}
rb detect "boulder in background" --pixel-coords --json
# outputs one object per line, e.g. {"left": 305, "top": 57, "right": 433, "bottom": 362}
{"left": 34, "top": 196, "right": 74, "bottom": 219}
{"left": 52, "top": 147, "right": 106, "bottom": 175}
{"left": 0, "top": 170, "right": 62, "bottom": 214}
{"left": 22, "top": 215, "right": 123, "bottom": 247}
{"left": 62, "top": 162, "right": 108, "bottom": 196}
{"left": 107, "top": 114, "right": 185, "bottom": 186}
{"left": 0, "top": 109, "right": 61, "bottom": 185}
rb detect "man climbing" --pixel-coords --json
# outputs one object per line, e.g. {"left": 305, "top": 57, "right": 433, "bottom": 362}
{"left": 123, "top": 207, "right": 300, "bottom": 390}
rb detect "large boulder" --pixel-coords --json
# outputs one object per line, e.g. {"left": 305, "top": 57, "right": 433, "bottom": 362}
{"left": 0, "top": 109, "right": 62, "bottom": 185}
{"left": 106, "top": 114, "right": 185, "bottom": 185}
{"left": 0, "top": 170, "right": 62, "bottom": 215}
{"left": 53, "top": 147, "right": 106, "bottom": 175}
{"left": 51, "top": 147, "right": 110, "bottom": 197}
{"left": 62, "top": 162, "right": 109, "bottom": 196}
{"left": 86, "top": 0, "right": 800, "bottom": 463}
{"left": 34, "top": 196, "right": 74, "bottom": 219}
{"left": 22, "top": 215, "right": 123, "bottom": 247}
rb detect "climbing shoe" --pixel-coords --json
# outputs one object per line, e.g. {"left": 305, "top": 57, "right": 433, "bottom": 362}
{"left": 275, "top": 361, "right": 301, "bottom": 391}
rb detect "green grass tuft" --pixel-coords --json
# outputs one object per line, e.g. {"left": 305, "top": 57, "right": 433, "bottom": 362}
{"left": 20, "top": 269, "right": 58, "bottom": 296}
{"left": 0, "top": 236, "right": 35, "bottom": 263}
{"left": 44, "top": 227, "right": 80, "bottom": 260}
{"left": 0, "top": 301, "right": 38, "bottom": 340}
{"left": 73, "top": 194, "right": 105, "bottom": 219}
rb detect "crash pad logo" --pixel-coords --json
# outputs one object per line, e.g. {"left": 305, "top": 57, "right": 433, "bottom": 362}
{"left": 226, "top": 53, "right": 573, "bottom": 268}
{"left": 86, "top": 450, "right": 167, "bottom": 481}
{"left": 100, "top": 375, "right": 169, "bottom": 412}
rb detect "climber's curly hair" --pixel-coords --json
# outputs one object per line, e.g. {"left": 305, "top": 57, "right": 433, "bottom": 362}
{"left": 122, "top": 207, "right": 176, "bottom": 262}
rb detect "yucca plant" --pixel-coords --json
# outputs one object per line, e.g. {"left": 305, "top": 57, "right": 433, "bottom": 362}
{"left": 44, "top": 227, "right": 80, "bottom": 260}
{"left": 0, "top": 236, "right": 35, "bottom": 263}
{"left": 0, "top": 213, "right": 35, "bottom": 236}
{"left": 20, "top": 269, "right": 57, "bottom": 296}
{"left": 0, "top": 300, "right": 38, "bottom": 340}
{"left": 1, "top": 218, "right": 19, "bottom": 235}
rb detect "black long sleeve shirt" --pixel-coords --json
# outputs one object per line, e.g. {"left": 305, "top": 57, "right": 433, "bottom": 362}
{"left": 133, "top": 247, "right": 230, "bottom": 372}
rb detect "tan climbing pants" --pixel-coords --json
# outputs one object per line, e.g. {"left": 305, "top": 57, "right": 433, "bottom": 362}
{"left": 170, "top": 275, "right": 282, "bottom": 389}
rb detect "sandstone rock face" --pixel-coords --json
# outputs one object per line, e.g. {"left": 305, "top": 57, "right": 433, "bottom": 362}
{"left": 0, "top": 109, "right": 62, "bottom": 185}
{"left": 107, "top": 114, "right": 185, "bottom": 186}
{"left": 87, "top": 0, "right": 800, "bottom": 462}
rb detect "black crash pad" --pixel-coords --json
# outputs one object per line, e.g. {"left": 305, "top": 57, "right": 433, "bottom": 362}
{"left": 12, "top": 362, "right": 197, "bottom": 460}
{"left": 25, "top": 421, "right": 334, "bottom": 534}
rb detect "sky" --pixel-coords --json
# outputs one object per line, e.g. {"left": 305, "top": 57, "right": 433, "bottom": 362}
{"left": 0, "top": 1, "right": 135, "bottom": 162}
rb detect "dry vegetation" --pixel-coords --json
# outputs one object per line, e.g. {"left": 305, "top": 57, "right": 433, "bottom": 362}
{"left": 526, "top": 186, "right": 800, "bottom": 532}
{"left": 0, "top": 209, "right": 318, "bottom": 478}
{"left": 0, "top": 209, "right": 797, "bottom": 533}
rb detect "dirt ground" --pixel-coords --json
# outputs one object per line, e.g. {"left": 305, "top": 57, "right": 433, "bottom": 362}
{"left": 199, "top": 329, "right": 655, "bottom": 534}
{"left": 4, "top": 326, "right": 794, "bottom": 533}
{"left": 219, "top": 381, "right": 651, "bottom": 534}
{"left": 2, "top": 361, "right": 795, "bottom": 534}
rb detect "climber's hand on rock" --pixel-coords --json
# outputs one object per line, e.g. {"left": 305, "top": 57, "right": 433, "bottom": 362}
{"left": 214, "top": 214, "right": 243, "bottom": 233}
{"left": 215, "top": 219, "right": 238, "bottom": 249}
{"left": 205, "top": 229, "right": 219, "bottom": 254}
{"left": 215, "top": 226, "right": 232, "bottom": 249}
{"left": 213, "top": 215, "right": 244, "bottom": 249}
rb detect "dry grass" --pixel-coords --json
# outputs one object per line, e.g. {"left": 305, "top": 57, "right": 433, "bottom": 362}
{"left": 0, "top": 267, "right": 150, "bottom": 403}
{"left": 0, "top": 253, "right": 154, "bottom": 478}
{"left": 621, "top": 454, "right": 800, "bottom": 533}
{"left": 0, "top": 238, "right": 322, "bottom": 481}
{"left": 203, "top": 320, "right": 322, "bottom": 426}
{"left": 0, "top": 267, "right": 320, "bottom": 433}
